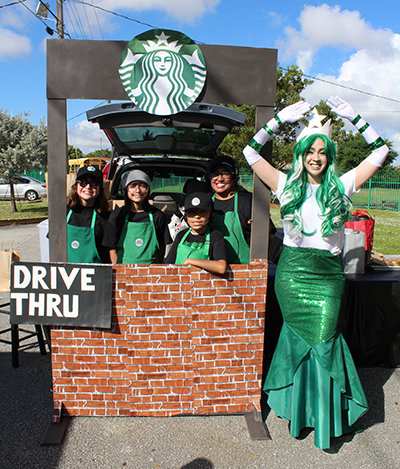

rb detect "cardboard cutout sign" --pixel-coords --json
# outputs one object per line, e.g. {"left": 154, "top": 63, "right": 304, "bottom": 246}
{"left": 119, "top": 29, "right": 206, "bottom": 115}
{"left": 10, "top": 262, "right": 113, "bottom": 328}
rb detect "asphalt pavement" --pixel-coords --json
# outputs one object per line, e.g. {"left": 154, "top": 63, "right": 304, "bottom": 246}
{"left": 0, "top": 223, "right": 399, "bottom": 469}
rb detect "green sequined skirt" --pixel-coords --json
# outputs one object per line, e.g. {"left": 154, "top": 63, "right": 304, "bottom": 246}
{"left": 263, "top": 246, "right": 368, "bottom": 449}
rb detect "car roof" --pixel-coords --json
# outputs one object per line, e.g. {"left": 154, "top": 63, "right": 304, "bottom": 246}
{"left": 86, "top": 102, "right": 246, "bottom": 159}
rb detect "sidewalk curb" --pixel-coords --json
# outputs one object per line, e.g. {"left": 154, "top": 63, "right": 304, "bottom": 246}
{"left": 0, "top": 217, "right": 47, "bottom": 227}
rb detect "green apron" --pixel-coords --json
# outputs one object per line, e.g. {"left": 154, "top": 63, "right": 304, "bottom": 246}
{"left": 67, "top": 209, "right": 101, "bottom": 263}
{"left": 175, "top": 229, "right": 210, "bottom": 264}
{"left": 211, "top": 193, "right": 250, "bottom": 264}
{"left": 117, "top": 212, "right": 159, "bottom": 264}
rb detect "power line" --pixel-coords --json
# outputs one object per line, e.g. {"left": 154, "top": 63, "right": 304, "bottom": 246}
{"left": 81, "top": 0, "right": 94, "bottom": 39}
{"left": 67, "top": 0, "right": 88, "bottom": 39}
{"left": 64, "top": 1, "right": 81, "bottom": 38}
{"left": 90, "top": 0, "right": 103, "bottom": 39}
{"left": 0, "top": 0, "right": 24, "bottom": 8}
{"left": 16, "top": 0, "right": 55, "bottom": 34}
{"left": 73, "top": 0, "right": 160, "bottom": 30}
{"left": 293, "top": 69, "right": 400, "bottom": 105}
{"left": 67, "top": 100, "right": 108, "bottom": 122}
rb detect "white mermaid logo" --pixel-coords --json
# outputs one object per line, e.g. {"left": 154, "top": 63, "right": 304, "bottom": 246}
{"left": 119, "top": 29, "right": 207, "bottom": 116}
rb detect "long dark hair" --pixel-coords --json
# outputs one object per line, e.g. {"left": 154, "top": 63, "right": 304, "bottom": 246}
{"left": 67, "top": 182, "right": 109, "bottom": 214}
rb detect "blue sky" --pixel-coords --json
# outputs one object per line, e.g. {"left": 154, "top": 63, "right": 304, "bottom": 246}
{"left": 1, "top": 0, "right": 400, "bottom": 159}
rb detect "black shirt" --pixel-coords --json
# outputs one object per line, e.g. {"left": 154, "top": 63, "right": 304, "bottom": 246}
{"left": 213, "top": 189, "right": 276, "bottom": 245}
{"left": 103, "top": 205, "right": 172, "bottom": 250}
{"left": 67, "top": 205, "right": 110, "bottom": 263}
{"left": 164, "top": 228, "right": 227, "bottom": 264}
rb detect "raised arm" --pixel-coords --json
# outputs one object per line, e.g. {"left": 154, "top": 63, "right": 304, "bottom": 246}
{"left": 326, "top": 96, "right": 389, "bottom": 190}
{"left": 243, "top": 101, "right": 311, "bottom": 193}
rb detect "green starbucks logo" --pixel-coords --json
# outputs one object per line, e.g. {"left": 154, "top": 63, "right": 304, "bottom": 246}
{"left": 119, "top": 29, "right": 206, "bottom": 116}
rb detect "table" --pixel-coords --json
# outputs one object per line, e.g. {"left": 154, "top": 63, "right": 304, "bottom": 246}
{"left": 264, "top": 264, "right": 400, "bottom": 371}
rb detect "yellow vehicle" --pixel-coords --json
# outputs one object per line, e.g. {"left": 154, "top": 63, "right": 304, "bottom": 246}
{"left": 68, "top": 157, "right": 110, "bottom": 174}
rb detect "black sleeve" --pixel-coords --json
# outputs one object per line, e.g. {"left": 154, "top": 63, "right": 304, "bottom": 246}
{"left": 164, "top": 229, "right": 188, "bottom": 264}
{"left": 152, "top": 208, "right": 173, "bottom": 247}
{"left": 209, "top": 229, "right": 228, "bottom": 261}
{"left": 102, "top": 206, "right": 125, "bottom": 249}
{"left": 95, "top": 213, "right": 111, "bottom": 263}
{"left": 269, "top": 217, "right": 277, "bottom": 235}
{"left": 238, "top": 190, "right": 253, "bottom": 245}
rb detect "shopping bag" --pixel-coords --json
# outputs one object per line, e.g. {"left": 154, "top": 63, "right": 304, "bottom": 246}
{"left": 342, "top": 229, "right": 365, "bottom": 274}
{"left": 0, "top": 245, "right": 21, "bottom": 292}
{"left": 345, "top": 210, "right": 375, "bottom": 251}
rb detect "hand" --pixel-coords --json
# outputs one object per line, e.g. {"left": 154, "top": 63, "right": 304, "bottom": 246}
{"left": 326, "top": 96, "right": 357, "bottom": 121}
{"left": 277, "top": 101, "right": 311, "bottom": 124}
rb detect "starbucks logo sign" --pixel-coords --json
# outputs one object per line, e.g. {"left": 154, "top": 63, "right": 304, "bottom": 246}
{"left": 119, "top": 29, "right": 206, "bottom": 116}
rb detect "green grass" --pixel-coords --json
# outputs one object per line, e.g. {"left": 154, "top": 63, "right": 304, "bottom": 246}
{"left": 270, "top": 205, "right": 400, "bottom": 255}
{"left": 0, "top": 198, "right": 48, "bottom": 221}
{"left": 1, "top": 196, "right": 399, "bottom": 255}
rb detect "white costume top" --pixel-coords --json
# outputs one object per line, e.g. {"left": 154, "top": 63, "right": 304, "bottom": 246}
{"left": 274, "top": 168, "right": 358, "bottom": 255}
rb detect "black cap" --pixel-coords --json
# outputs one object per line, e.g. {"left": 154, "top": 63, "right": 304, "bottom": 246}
{"left": 184, "top": 192, "right": 213, "bottom": 212}
{"left": 207, "top": 155, "right": 237, "bottom": 175}
{"left": 183, "top": 179, "right": 210, "bottom": 195}
{"left": 76, "top": 165, "right": 103, "bottom": 187}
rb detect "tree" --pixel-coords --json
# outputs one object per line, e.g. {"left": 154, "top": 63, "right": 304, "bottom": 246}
{"left": 336, "top": 134, "right": 397, "bottom": 173}
{"left": 68, "top": 145, "right": 84, "bottom": 159}
{"left": 217, "top": 65, "right": 313, "bottom": 170}
{"left": 0, "top": 110, "right": 47, "bottom": 212}
{"left": 84, "top": 149, "right": 112, "bottom": 159}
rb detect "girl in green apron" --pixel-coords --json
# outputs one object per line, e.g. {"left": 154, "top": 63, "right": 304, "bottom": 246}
{"left": 164, "top": 192, "right": 227, "bottom": 275}
{"left": 207, "top": 155, "right": 252, "bottom": 264}
{"left": 67, "top": 165, "right": 109, "bottom": 263}
{"left": 104, "top": 170, "right": 170, "bottom": 264}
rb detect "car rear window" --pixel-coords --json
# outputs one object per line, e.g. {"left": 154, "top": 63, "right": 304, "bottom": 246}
{"left": 114, "top": 126, "right": 215, "bottom": 147}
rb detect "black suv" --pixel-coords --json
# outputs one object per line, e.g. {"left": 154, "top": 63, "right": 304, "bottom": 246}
{"left": 86, "top": 102, "right": 246, "bottom": 219}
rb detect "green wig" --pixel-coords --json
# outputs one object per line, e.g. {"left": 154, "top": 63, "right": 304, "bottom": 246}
{"left": 280, "top": 133, "right": 351, "bottom": 241}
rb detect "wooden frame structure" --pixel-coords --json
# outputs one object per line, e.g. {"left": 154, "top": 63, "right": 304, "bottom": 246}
{"left": 46, "top": 39, "right": 277, "bottom": 261}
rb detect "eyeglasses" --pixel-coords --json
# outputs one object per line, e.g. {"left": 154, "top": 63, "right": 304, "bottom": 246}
{"left": 210, "top": 171, "right": 233, "bottom": 180}
{"left": 127, "top": 182, "right": 149, "bottom": 192}
{"left": 77, "top": 180, "right": 99, "bottom": 188}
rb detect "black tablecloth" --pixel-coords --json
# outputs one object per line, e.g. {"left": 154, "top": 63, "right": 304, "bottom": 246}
{"left": 264, "top": 264, "right": 400, "bottom": 369}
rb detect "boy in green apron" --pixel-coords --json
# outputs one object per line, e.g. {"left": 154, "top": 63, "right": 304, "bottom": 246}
{"left": 164, "top": 192, "right": 227, "bottom": 274}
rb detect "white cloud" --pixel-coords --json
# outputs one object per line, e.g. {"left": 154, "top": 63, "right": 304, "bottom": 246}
{"left": 68, "top": 120, "right": 112, "bottom": 155}
{"left": 278, "top": 4, "right": 393, "bottom": 72}
{"left": 301, "top": 32, "right": 400, "bottom": 154}
{"left": 0, "top": 27, "right": 31, "bottom": 60}
{"left": 96, "top": 0, "right": 220, "bottom": 24}
{"left": 63, "top": 0, "right": 220, "bottom": 39}
{"left": 276, "top": 4, "right": 400, "bottom": 158}
{"left": 267, "top": 11, "right": 284, "bottom": 27}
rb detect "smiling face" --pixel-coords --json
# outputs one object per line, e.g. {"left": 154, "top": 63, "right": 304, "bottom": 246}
{"left": 126, "top": 181, "right": 149, "bottom": 209}
{"left": 76, "top": 177, "right": 100, "bottom": 207}
{"left": 304, "top": 138, "right": 328, "bottom": 184}
{"left": 186, "top": 208, "right": 211, "bottom": 234}
{"left": 209, "top": 164, "right": 236, "bottom": 199}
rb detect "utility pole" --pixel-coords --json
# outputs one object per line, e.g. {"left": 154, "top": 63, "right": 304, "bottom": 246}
{"left": 56, "top": 0, "right": 64, "bottom": 39}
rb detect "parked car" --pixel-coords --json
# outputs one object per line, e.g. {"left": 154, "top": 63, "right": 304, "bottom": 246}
{"left": 86, "top": 101, "right": 246, "bottom": 218}
{"left": 0, "top": 176, "right": 47, "bottom": 201}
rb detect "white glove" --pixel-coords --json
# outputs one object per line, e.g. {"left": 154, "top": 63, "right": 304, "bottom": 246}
{"left": 277, "top": 101, "right": 311, "bottom": 124}
{"left": 326, "top": 96, "right": 357, "bottom": 121}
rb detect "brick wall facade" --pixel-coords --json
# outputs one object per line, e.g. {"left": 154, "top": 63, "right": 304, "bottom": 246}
{"left": 51, "top": 261, "right": 268, "bottom": 421}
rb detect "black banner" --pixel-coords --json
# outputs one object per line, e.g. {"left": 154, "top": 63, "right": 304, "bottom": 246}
{"left": 10, "top": 262, "right": 113, "bottom": 328}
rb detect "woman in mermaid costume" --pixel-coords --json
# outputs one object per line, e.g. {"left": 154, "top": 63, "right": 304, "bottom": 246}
{"left": 243, "top": 96, "right": 389, "bottom": 449}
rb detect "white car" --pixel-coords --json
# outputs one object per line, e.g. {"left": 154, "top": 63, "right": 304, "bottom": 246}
{"left": 0, "top": 176, "right": 47, "bottom": 201}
